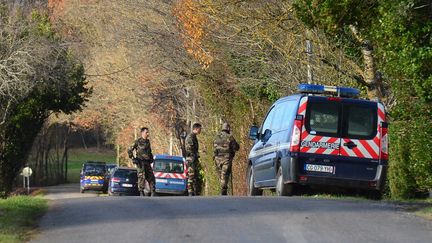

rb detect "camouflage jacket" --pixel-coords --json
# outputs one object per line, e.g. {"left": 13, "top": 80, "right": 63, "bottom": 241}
{"left": 185, "top": 132, "right": 199, "bottom": 159}
{"left": 127, "top": 138, "right": 153, "bottom": 162}
{"left": 213, "top": 131, "right": 240, "bottom": 158}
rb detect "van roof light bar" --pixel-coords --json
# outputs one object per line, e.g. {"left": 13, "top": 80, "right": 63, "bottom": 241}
{"left": 298, "top": 84, "right": 360, "bottom": 98}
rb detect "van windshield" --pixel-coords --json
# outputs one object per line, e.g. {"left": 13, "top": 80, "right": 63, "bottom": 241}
{"left": 153, "top": 160, "right": 184, "bottom": 173}
{"left": 83, "top": 164, "right": 106, "bottom": 175}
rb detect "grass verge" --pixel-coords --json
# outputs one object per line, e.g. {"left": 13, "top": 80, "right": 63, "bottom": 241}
{"left": 416, "top": 205, "right": 432, "bottom": 220}
{"left": 302, "top": 192, "right": 432, "bottom": 220}
{"left": 67, "top": 148, "right": 116, "bottom": 183}
{"left": 0, "top": 196, "right": 48, "bottom": 242}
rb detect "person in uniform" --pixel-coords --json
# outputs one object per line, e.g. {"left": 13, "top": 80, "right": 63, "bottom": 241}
{"left": 213, "top": 123, "right": 240, "bottom": 195}
{"left": 185, "top": 123, "right": 202, "bottom": 196}
{"left": 128, "top": 127, "right": 156, "bottom": 196}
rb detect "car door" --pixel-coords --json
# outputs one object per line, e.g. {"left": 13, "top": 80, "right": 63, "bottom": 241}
{"left": 256, "top": 104, "right": 286, "bottom": 187}
{"left": 253, "top": 106, "right": 276, "bottom": 183}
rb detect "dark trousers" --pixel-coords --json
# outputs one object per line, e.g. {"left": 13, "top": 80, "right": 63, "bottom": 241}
{"left": 137, "top": 161, "right": 155, "bottom": 192}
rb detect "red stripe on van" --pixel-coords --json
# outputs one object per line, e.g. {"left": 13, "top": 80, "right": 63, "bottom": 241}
{"left": 359, "top": 140, "right": 379, "bottom": 159}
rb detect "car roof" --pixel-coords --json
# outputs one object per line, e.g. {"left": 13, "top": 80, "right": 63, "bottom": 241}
{"left": 115, "top": 167, "right": 137, "bottom": 171}
{"left": 154, "top": 154, "right": 184, "bottom": 161}
{"left": 274, "top": 94, "right": 379, "bottom": 106}
{"left": 84, "top": 161, "right": 106, "bottom": 165}
{"left": 274, "top": 94, "right": 303, "bottom": 105}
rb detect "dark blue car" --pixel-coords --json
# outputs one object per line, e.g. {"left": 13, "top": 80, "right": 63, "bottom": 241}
{"left": 152, "top": 155, "right": 188, "bottom": 195}
{"left": 247, "top": 84, "right": 388, "bottom": 197}
{"left": 108, "top": 167, "right": 139, "bottom": 196}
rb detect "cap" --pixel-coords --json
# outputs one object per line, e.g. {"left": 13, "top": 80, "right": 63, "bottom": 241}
{"left": 222, "top": 122, "right": 230, "bottom": 131}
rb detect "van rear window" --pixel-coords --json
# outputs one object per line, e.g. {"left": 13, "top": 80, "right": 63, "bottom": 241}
{"left": 306, "top": 102, "right": 339, "bottom": 136}
{"left": 305, "top": 99, "right": 377, "bottom": 139}
{"left": 154, "top": 160, "right": 184, "bottom": 173}
{"left": 345, "top": 105, "right": 377, "bottom": 139}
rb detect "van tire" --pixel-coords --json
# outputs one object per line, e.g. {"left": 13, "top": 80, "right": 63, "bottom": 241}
{"left": 367, "top": 190, "right": 382, "bottom": 200}
{"left": 276, "top": 166, "right": 294, "bottom": 196}
{"left": 247, "top": 165, "right": 263, "bottom": 196}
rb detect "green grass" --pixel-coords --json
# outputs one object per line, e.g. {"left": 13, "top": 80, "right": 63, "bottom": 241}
{"left": 0, "top": 196, "right": 48, "bottom": 242}
{"left": 67, "top": 148, "right": 116, "bottom": 183}
{"left": 416, "top": 205, "right": 432, "bottom": 220}
{"left": 301, "top": 193, "right": 369, "bottom": 202}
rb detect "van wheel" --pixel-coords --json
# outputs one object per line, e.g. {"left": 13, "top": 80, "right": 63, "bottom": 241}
{"left": 367, "top": 190, "right": 382, "bottom": 200}
{"left": 276, "top": 166, "right": 294, "bottom": 196}
{"left": 247, "top": 165, "right": 263, "bottom": 196}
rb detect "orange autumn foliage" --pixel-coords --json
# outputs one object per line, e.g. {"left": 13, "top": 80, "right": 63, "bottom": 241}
{"left": 173, "top": 0, "right": 213, "bottom": 69}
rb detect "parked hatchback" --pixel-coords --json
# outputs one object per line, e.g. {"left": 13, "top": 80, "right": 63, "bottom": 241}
{"left": 247, "top": 84, "right": 388, "bottom": 197}
{"left": 108, "top": 167, "right": 139, "bottom": 196}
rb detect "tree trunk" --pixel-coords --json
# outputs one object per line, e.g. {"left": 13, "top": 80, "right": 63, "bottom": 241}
{"left": 63, "top": 124, "right": 71, "bottom": 183}
{"left": 349, "top": 25, "right": 383, "bottom": 100}
{"left": 80, "top": 130, "right": 88, "bottom": 150}
{"left": 95, "top": 125, "right": 101, "bottom": 151}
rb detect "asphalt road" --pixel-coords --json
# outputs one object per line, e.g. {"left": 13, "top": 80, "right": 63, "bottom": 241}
{"left": 32, "top": 185, "right": 432, "bottom": 243}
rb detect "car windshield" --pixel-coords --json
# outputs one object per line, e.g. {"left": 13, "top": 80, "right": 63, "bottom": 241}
{"left": 83, "top": 164, "right": 106, "bottom": 175}
{"left": 153, "top": 159, "right": 184, "bottom": 173}
{"left": 114, "top": 169, "right": 137, "bottom": 180}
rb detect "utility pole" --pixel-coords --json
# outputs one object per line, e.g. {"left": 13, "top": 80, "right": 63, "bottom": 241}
{"left": 305, "top": 29, "right": 314, "bottom": 84}
{"left": 169, "top": 130, "right": 173, "bottom": 155}
{"left": 306, "top": 39, "right": 313, "bottom": 84}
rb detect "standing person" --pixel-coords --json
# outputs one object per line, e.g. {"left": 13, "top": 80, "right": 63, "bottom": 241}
{"left": 128, "top": 127, "right": 156, "bottom": 196}
{"left": 185, "top": 123, "right": 202, "bottom": 196}
{"left": 213, "top": 123, "right": 239, "bottom": 195}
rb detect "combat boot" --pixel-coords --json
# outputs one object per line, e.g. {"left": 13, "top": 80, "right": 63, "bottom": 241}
{"left": 220, "top": 189, "right": 228, "bottom": 196}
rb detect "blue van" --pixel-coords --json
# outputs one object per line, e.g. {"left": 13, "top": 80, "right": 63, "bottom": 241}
{"left": 152, "top": 155, "right": 188, "bottom": 195}
{"left": 80, "top": 161, "right": 108, "bottom": 193}
{"left": 247, "top": 84, "right": 388, "bottom": 197}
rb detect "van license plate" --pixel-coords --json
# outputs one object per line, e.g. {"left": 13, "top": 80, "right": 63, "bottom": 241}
{"left": 122, "top": 183, "right": 133, "bottom": 187}
{"left": 305, "top": 164, "right": 334, "bottom": 173}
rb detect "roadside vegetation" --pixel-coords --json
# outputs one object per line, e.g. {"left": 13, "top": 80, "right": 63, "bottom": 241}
{"left": 0, "top": 1, "right": 90, "bottom": 197}
{"left": 0, "top": 196, "right": 48, "bottom": 242}
{"left": 0, "top": 0, "right": 430, "bottom": 200}
{"left": 67, "top": 148, "right": 116, "bottom": 183}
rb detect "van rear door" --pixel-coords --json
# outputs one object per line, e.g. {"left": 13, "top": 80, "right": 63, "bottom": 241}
{"left": 299, "top": 96, "right": 341, "bottom": 161}
{"left": 298, "top": 96, "right": 384, "bottom": 182}
{"left": 339, "top": 100, "right": 380, "bottom": 160}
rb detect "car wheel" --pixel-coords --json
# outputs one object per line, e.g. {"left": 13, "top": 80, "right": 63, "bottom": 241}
{"left": 247, "top": 165, "right": 263, "bottom": 196}
{"left": 276, "top": 166, "right": 294, "bottom": 196}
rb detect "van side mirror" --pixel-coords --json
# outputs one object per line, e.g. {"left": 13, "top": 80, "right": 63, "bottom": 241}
{"left": 249, "top": 126, "right": 259, "bottom": 140}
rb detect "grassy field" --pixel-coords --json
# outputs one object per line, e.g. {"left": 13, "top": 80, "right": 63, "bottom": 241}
{"left": 0, "top": 196, "right": 48, "bottom": 242}
{"left": 67, "top": 148, "right": 116, "bottom": 183}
